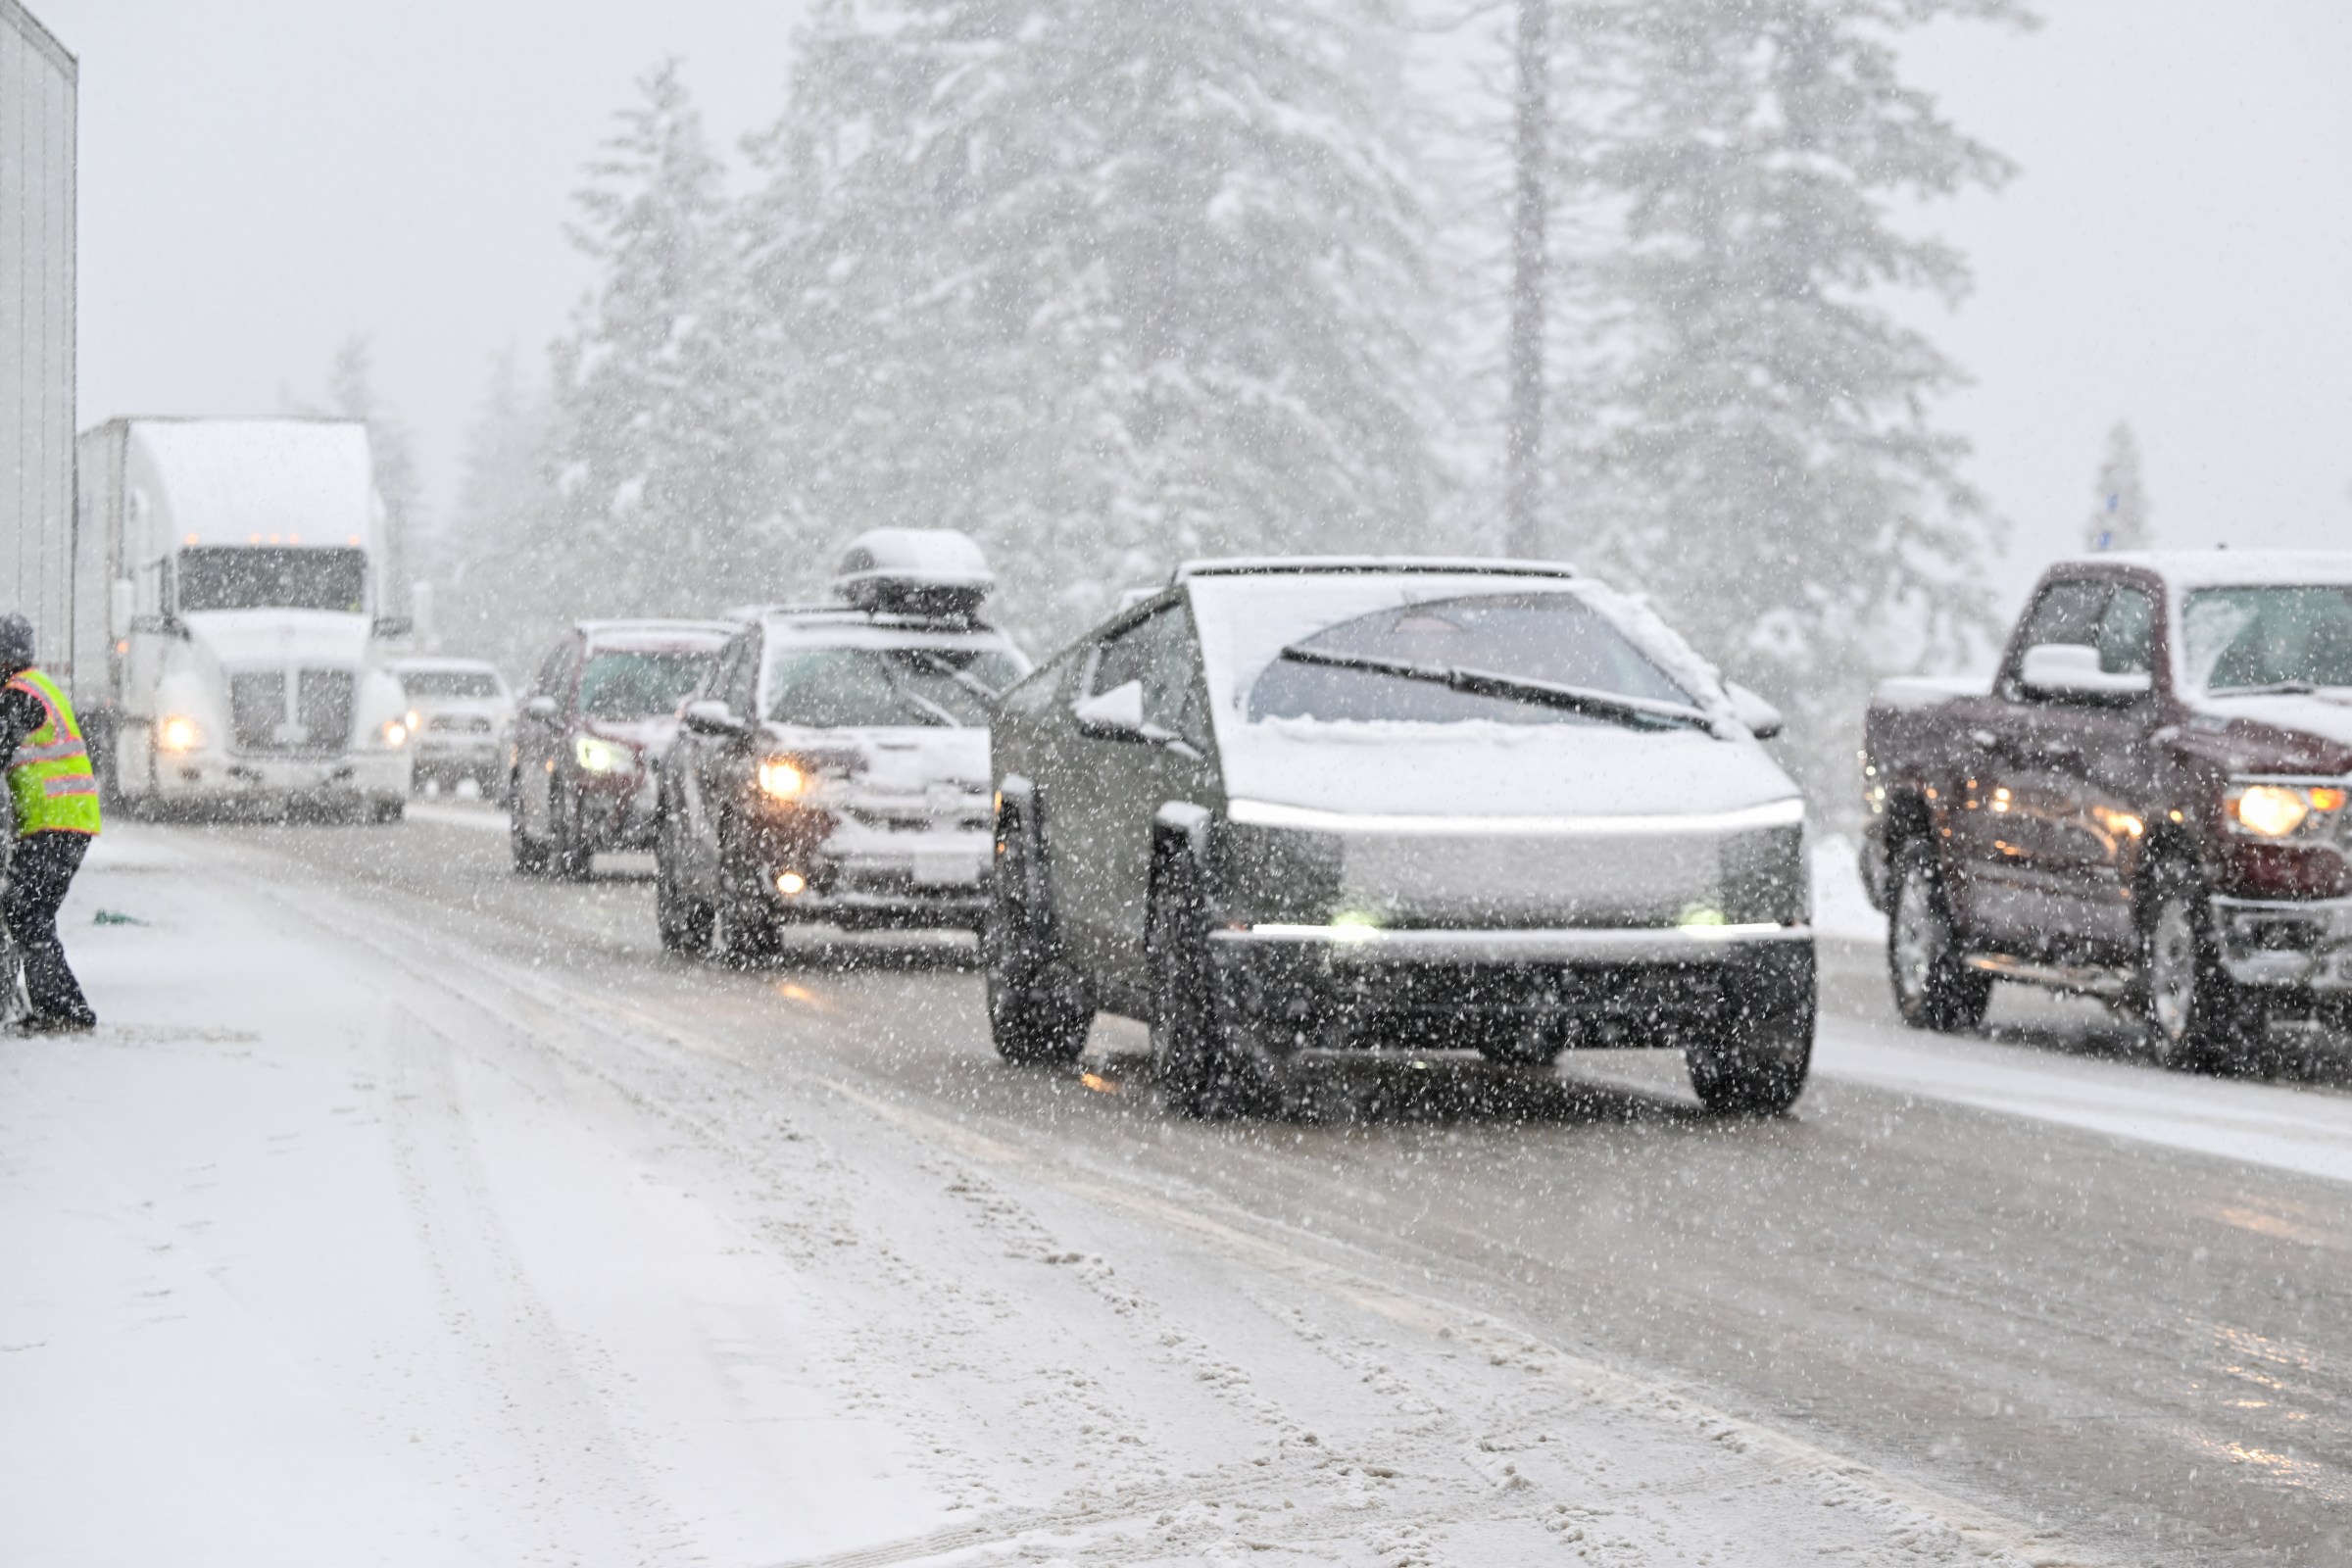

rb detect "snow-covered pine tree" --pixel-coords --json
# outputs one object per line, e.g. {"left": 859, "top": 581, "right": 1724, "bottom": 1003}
{"left": 2083, "top": 420, "right": 2150, "bottom": 552}
{"left": 547, "top": 63, "right": 778, "bottom": 619}
{"left": 429, "top": 349, "right": 559, "bottom": 673}
{"left": 1566, "top": 0, "right": 2030, "bottom": 800}
{"left": 761, "top": 0, "right": 1437, "bottom": 638}
{"left": 297, "top": 335, "right": 423, "bottom": 615}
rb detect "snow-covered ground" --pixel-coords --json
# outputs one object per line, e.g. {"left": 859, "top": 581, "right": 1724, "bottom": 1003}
{"left": 0, "top": 825, "right": 2136, "bottom": 1567}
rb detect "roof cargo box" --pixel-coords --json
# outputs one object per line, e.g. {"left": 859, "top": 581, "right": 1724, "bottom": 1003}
{"left": 831, "top": 529, "right": 995, "bottom": 619}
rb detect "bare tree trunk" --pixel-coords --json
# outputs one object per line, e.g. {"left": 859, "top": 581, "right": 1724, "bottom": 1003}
{"left": 1503, "top": 0, "right": 1550, "bottom": 560}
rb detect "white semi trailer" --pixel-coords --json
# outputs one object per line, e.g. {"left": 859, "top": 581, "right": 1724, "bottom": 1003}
{"left": 74, "top": 418, "right": 415, "bottom": 818}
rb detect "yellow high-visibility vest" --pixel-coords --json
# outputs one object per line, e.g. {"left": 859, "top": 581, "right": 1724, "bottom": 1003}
{"left": 6, "top": 667, "right": 102, "bottom": 836}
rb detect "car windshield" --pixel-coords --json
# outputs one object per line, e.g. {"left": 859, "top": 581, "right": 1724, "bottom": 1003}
{"left": 401, "top": 670, "right": 504, "bottom": 700}
{"left": 2181, "top": 586, "right": 2352, "bottom": 693}
{"left": 1247, "top": 592, "right": 1698, "bottom": 727}
{"left": 578, "top": 650, "right": 715, "bottom": 719}
{"left": 178, "top": 546, "right": 368, "bottom": 613}
{"left": 765, "top": 647, "right": 1025, "bottom": 728}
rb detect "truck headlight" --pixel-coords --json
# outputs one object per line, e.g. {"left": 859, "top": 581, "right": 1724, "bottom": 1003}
{"left": 158, "top": 714, "right": 201, "bottom": 753}
{"left": 758, "top": 758, "right": 808, "bottom": 801}
{"left": 575, "top": 734, "right": 628, "bottom": 773}
{"left": 2228, "top": 782, "right": 2347, "bottom": 840}
{"left": 379, "top": 718, "right": 409, "bottom": 748}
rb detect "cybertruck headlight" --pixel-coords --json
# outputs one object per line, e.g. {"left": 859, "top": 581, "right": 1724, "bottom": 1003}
{"left": 574, "top": 734, "right": 630, "bottom": 773}
{"left": 2227, "top": 781, "right": 2348, "bottom": 841}
{"left": 158, "top": 714, "right": 202, "bottom": 754}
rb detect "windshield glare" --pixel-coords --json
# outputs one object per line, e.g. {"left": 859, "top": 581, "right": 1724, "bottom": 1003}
{"left": 765, "top": 647, "right": 1023, "bottom": 728}
{"left": 1248, "top": 593, "right": 1695, "bottom": 726}
{"left": 401, "top": 670, "right": 504, "bottom": 700}
{"left": 2182, "top": 586, "right": 2352, "bottom": 692}
{"left": 178, "top": 546, "right": 368, "bottom": 613}
{"left": 579, "top": 650, "right": 715, "bottom": 719}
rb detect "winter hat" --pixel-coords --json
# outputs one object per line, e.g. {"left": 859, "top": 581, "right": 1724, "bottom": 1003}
{"left": 0, "top": 614, "right": 32, "bottom": 675}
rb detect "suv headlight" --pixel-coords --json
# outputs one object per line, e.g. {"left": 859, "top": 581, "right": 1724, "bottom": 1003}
{"left": 2227, "top": 781, "right": 2348, "bottom": 840}
{"left": 758, "top": 758, "right": 809, "bottom": 801}
{"left": 575, "top": 734, "right": 630, "bottom": 773}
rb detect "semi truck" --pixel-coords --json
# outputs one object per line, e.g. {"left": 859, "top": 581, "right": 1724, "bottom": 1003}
{"left": 74, "top": 417, "right": 416, "bottom": 818}
{"left": 1, "top": 2, "right": 76, "bottom": 692}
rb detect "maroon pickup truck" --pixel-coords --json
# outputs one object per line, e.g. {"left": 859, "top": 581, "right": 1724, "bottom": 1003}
{"left": 1860, "top": 552, "right": 2352, "bottom": 1067}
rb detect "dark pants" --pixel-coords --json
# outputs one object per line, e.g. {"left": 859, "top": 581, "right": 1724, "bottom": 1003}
{"left": 5, "top": 830, "right": 93, "bottom": 1026}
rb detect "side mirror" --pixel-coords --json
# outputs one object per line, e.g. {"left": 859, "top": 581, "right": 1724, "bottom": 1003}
{"left": 372, "top": 615, "right": 415, "bottom": 640}
{"left": 110, "top": 579, "right": 136, "bottom": 641}
{"left": 1073, "top": 680, "right": 1148, "bottom": 741}
{"left": 1725, "top": 681, "right": 1785, "bottom": 740}
{"left": 523, "top": 695, "right": 559, "bottom": 722}
{"left": 127, "top": 612, "right": 187, "bottom": 640}
{"left": 680, "top": 699, "right": 749, "bottom": 738}
{"left": 2018, "top": 643, "right": 2150, "bottom": 702}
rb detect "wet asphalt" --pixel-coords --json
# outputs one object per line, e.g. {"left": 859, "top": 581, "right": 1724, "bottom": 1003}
{"left": 170, "top": 809, "right": 2352, "bottom": 1566}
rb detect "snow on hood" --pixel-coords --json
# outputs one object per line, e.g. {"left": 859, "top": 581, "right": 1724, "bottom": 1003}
{"left": 1218, "top": 719, "right": 1800, "bottom": 823}
{"left": 187, "top": 609, "right": 373, "bottom": 670}
{"left": 2192, "top": 691, "right": 2352, "bottom": 760}
{"left": 769, "top": 725, "right": 991, "bottom": 792}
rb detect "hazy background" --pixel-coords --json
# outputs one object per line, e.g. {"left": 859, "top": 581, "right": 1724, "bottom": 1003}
{"left": 38, "top": 0, "right": 2352, "bottom": 617}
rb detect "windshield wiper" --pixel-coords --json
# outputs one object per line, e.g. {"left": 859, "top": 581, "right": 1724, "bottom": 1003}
{"left": 904, "top": 650, "right": 1004, "bottom": 705}
{"left": 2210, "top": 680, "right": 2319, "bottom": 697}
{"left": 1275, "top": 645, "right": 1711, "bottom": 730}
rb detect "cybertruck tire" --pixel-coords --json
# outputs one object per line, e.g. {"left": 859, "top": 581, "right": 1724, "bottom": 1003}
{"left": 982, "top": 812, "right": 1091, "bottom": 1066}
{"left": 1147, "top": 858, "right": 1275, "bottom": 1119}
{"left": 1686, "top": 948, "right": 1815, "bottom": 1114}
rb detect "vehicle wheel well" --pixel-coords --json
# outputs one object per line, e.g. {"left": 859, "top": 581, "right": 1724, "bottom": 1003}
{"left": 1883, "top": 789, "right": 1934, "bottom": 857}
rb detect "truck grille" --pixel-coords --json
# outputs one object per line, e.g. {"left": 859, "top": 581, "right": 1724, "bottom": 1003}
{"left": 226, "top": 667, "right": 355, "bottom": 756}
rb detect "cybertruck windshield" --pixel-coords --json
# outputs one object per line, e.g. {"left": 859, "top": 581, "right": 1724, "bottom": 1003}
{"left": 1248, "top": 593, "right": 1702, "bottom": 728}
{"left": 177, "top": 547, "right": 368, "bottom": 613}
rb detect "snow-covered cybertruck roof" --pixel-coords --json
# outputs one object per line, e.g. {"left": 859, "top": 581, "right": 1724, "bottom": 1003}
{"left": 1174, "top": 556, "right": 1578, "bottom": 582}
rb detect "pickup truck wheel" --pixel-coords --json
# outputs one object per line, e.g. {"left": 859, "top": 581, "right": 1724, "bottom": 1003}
{"left": 982, "top": 816, "right": 1092, "bottom": 1065}
{"left": 1685, "top": 963, "right": 1815, "bottom": 1113}
{"left": 1148, "top": 858, "right": 1275, "bottom": 1118}
{"left": 1888, "top": 844, "right": 1992, "bottom": 1033}
{"left": 2142, "top": 870, "right": 2265, "bottom": 1072}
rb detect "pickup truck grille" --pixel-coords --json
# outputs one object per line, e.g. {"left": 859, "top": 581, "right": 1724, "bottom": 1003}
{"left": 426, "top": 713, "right": 495, "bottom": 735}
{"left": 226, "top": 667, "right": 355, "bottom": 756}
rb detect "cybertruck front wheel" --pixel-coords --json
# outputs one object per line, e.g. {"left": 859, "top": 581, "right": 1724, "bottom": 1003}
{"left": 982, "top": 809, "right": 1091, "bottom": 1065}
{"left": 1147, "top": 858, "right": 1277, "bottom": 1119}
{"left": 1685, "top": 951, "right": 1815, "bottom": 1114}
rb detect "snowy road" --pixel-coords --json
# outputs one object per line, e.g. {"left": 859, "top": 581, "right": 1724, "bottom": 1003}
{"left": 5, "top": 816, "right": 2350, "bottom": 1566}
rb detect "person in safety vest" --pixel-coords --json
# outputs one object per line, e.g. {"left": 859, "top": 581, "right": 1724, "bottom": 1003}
{"left": 0, "top": 613, "right": 100, "bottom": 1032}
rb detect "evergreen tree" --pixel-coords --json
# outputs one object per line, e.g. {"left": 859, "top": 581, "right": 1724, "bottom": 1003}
{"left": 2083, "top": 420, "right": 2150, "bottom": 552}
{"left": 1564, "top": 0, "right": 2031, "bottom": 798}
{"left": 761, "top": 0, "right": 1437, "bottom": 637}
{"left": 298, "top": 335, "right": 423, "bottom": 614}
{"left": 546, "top": 62, "right": 778, "bottom": 619}
{"left": 431, "top": 348, "right": 559, "bottom": 672}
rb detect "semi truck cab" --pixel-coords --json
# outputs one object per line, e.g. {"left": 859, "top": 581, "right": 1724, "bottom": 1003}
{"left": 77, "top": 418, "right": 415, "bottom": 818}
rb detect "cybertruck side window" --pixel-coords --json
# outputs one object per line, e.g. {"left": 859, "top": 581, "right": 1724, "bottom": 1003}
{"left": 1088, "top": 606, "right": 1196, "bottom": 734}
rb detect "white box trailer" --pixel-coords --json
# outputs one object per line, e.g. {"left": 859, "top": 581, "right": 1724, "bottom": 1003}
{"left": 76, "top": 417, "right": 415, "bottom": 817}
{"left": 1, "top": 2, "right": 75, "bottom": 688}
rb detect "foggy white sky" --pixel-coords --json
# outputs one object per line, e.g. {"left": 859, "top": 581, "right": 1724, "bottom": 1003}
{"left": 39, "top": 0, "right": 2352, "bottom": 623}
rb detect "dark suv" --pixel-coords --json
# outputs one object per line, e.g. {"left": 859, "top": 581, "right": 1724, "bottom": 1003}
{"left": 510, "top": 619, "right": 733, "bottom": 876}
{"left": 985, "top": 559, "right": 1814, "bottom": 1116}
